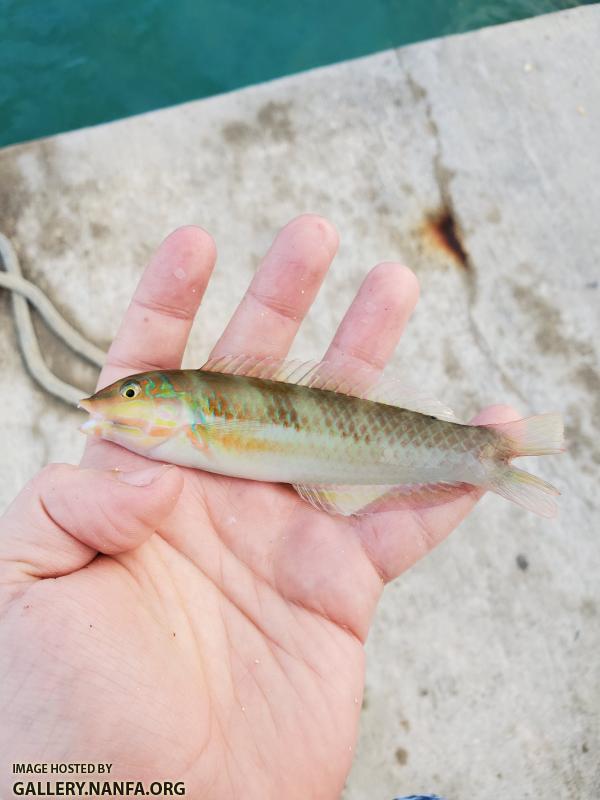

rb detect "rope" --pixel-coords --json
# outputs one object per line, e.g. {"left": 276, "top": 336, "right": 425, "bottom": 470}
{"left": 0, "top": 232, "right": 106, "bottom": 406}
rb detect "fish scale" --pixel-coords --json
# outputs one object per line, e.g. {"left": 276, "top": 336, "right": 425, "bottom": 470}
{"left": 203, "top": 375, "right": 478, "bottom": 477}
{"left": 79, "top": 358, "right": 564, "bottom": 518}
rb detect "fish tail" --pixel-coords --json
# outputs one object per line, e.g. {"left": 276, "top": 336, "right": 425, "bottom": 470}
{"left": 488, "top": 465, "right": 560, "bottom": 518}
{"left": 484, "top": 412, "right": 564, "bottom": 456}
{"left": 483, "top": 413, "right": 563, "bottom": 517}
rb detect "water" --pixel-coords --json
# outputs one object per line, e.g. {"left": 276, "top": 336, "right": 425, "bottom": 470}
{"left": 0, "top": 0, "right": 593, "bottom": 148}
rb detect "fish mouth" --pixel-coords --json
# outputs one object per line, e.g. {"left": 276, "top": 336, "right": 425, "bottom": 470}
{"left": 78, "top": 397, "right": 103, "bottom": 436}
{"left": 79, "top": 416, "right": 145, "bottom": 435}
{"left": 79, "top": 411, "right": 146, "bottom": 438}
{"left": 79, "top": 418, "right": 147, "bottom": 437}
{"left": 78, "top": 398, "right": 151, "bottom": 439}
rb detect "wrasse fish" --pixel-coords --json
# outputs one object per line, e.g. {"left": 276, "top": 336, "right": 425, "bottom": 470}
{"left": 79, "top": 355, "right": 564, "bottom": 517}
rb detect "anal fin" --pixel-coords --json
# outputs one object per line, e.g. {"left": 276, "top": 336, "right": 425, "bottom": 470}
{"left": 293, "top": 481, "right": 474, "bottom": 517}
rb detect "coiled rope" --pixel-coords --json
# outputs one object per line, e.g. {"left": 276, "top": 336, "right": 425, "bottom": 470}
{"left": 0, "top": 232, "right": 106, "bottom": 406}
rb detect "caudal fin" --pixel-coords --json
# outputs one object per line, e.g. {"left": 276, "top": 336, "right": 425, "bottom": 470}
{"left": 489, "top": 465, "right": 560, "bottom": 518}
{"left": 484, "top": 413, "right": 563, "bottom": 516}
{"left": 485, "top": 412, "right": 564, "bottom": 456}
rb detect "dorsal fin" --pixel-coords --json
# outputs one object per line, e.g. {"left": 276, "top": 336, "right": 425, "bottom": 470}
{"left": 199, "top": 354, "right": 460, "bottom": 422}
{"left": 200, "top": 354, "right": 318, "bottom": 383}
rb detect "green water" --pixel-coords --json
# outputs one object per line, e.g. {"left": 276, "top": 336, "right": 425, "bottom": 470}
{"left": 0, "top": 0, "right": 594, "bottom": 148}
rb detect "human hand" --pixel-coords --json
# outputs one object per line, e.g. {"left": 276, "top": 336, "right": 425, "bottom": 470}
{"left": 0, "top": 216, "right": 515, "bottom": 799}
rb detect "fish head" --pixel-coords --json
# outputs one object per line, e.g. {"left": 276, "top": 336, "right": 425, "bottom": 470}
{"left": 79, "top": 371, "right": 192, "bottom": 455}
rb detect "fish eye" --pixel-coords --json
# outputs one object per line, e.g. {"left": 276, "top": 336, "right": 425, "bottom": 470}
{"left": 120, "top": 380, "right": 141, "bottom": 400}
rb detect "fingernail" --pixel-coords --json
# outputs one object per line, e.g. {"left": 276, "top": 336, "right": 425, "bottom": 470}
{"left": 117, "top": 464, "right": 173, "bottom": 487}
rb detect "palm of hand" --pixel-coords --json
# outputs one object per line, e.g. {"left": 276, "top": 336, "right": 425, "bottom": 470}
{"left": 39, "top": 470, "right": 367, "bottom": 797}
{"left": 2, "top": 218, "right": 511, "bottom": 800}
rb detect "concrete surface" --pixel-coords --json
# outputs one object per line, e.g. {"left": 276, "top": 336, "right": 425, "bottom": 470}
{"left": 1, "top": 5, "right": 599, "bottom": 798}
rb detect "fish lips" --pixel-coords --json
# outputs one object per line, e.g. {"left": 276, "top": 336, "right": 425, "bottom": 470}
{"left": 78, "top": 397, "right": 112, "bottom": 436}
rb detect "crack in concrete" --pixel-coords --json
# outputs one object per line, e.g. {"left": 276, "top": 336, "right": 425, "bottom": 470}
{"left": 400, "top": 59, "right": 528, "bottom": 405}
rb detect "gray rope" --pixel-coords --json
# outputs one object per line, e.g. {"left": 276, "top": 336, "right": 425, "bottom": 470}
{"left": 0, "top": 232, "right": 106, "bottom": 406}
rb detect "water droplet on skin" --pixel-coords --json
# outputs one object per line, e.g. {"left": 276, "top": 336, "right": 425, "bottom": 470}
{"left": 173, "top": 267, "right": 186, "bottom": 280}
{"left": 241, "top": 706, "right": 246, "bottom": 712}
{"left": 364, "top": 300, "right": 376, "bottom": 313}
{"left": 254, "top": 659, "right": 260, "bottom": 664}
{"left": 354, "top": 697, "right": 359, "bottom": 704}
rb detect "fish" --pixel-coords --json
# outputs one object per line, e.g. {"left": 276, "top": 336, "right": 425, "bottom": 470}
{"left": 79, "top": 355, "right": 564, "bottom": 517}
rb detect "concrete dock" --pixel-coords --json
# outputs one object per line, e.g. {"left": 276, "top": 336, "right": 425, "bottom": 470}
{"left": 1, "top": 5, "right": 598, "bottom": 798}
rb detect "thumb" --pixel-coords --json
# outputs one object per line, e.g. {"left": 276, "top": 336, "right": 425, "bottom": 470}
{"left": 0, "top": 462, "right": 183, "bottom": 582}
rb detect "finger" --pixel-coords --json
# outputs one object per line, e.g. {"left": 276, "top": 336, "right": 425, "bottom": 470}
{"left": 0, "top": 463, "right": 184, "bottom": 584}
{"left": 99, "top": 226, "right": 217, "bottom": 389}
{"left": 324, "top": 262, "right": 419, "bottom": 373}
{"left": 358, "top": 404, "right": 521, "bottom": 582}
{"left": 210, "top": 214, "right": 338, "bottom": 359}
